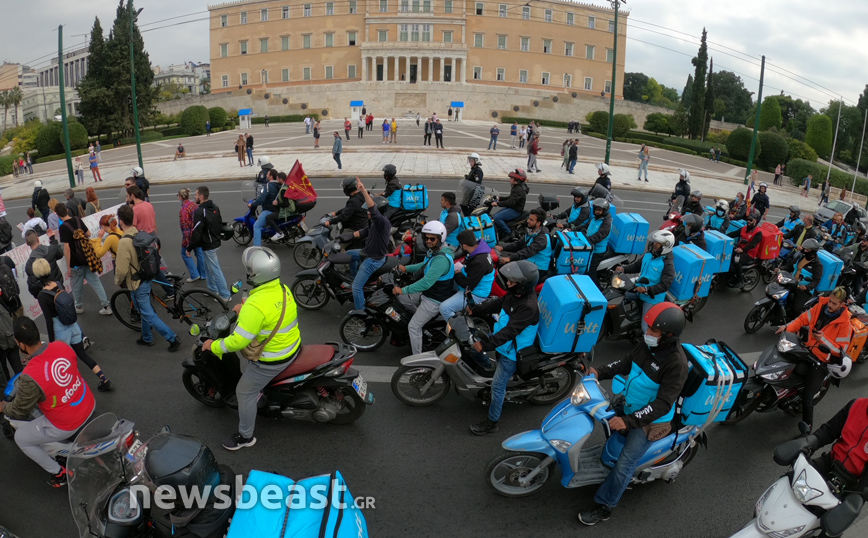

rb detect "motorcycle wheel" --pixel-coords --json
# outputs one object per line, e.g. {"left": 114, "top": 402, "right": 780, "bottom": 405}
{"left": 687, "top": 295, "right": 708, "bottom": 316}
{"left": 485, "top": 451, "right": 552, "bottom": 497}
{"left": 761, "top": 268, "right": 775, "bottom": 284}
{"left": 858, "top": 347, "right": 868, "bottom": 364}
{"left": 391, "top": 366, "right": 452, "bottom": 406}
{"left": 293, "top": 243, "right": 322, "bottom": 269}
{"left": 721, "top": 393, "right": 763, "bottom": 424}
{"left": 291, "top": 277, "right": 330, "bottom": 310}
{"left": 744, "top": 303, "right": 772, "bottom": 333}
{"left": 182, "top": 369, "right": 227, "bottom": 408}
{"left": 741, "top": 268, "right": 761, "bottom": 292}
{"left": 232, "top": 222, "right": 252, "bottom": 246}
{"left": 330, "top": 389, "right": 366, "bottom": 425}
{"left": 528, "top": 367, "right": 576, "bottom": 405}
{"left": 339, "top": 314, "right": 388, "bottom": 352}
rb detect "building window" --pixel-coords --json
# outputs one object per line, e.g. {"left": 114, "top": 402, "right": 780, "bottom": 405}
{"left": 411, "top": 24, "right": 420, "bottom": 41}
{"left": 412, "top": 0, "right": 421, "bottom": 12}
{"left": 348, "top": 31, "right": 357, "bottom": 45}
{"left": 498, "top": 4, "right": 507, "bottom": 17}
{"left": 604, "top": 80, "right": 612, "bottom": 93}
{"left": 325, "top": 33, "right": 334, "bottom": 47}
{"left": 240, "top": 41, "right": 248, "bottom": 55}
{"left": 326, "top": 2, "right": 334, "bottom": 15}
{"left": 565, "top": 42, "right": 573, "bottom": 57}
{"left": 261, "top": 70, "right": 269, "bottom": 83}
{"left": 496, "top": 68, "right": 505, "bottom": 81}
{"left": 349, "top": 1, "right": 357, "bottom": 13}
{"left": 520, "top": 36, "right": 529, "bottom": 52}
{"left": 240, "top": 11, "right": 247, "bottom": 24}
{"left": 261, "top": 8, "right": 268, "bottom": 21}
{"left": 241, "top": 72, "right": 248, "bottom": 84}
{"left": 303, "top": 4, "right": 311, "bottom": 16}
{"left": 378, "top": 30, "right": 388, "bottom": 41}
{"left": 303, "top": 67, "right": 311, "bottom": 80}
{"left": 564, "top": 74, "right": 572, "bottom": 87}
{"left": 445, "top": 0, "right": 453, "bottom": 13}
{"left": 543, "top": 39, "right": 552, "bottom": 53}
{"left": 221, "top": 75, "right": 228, "bottom": 87}
{"left": 588, "top": 16, "right": 595, "bottom": 29}
{"left": 401, "top": 0, "right": 410, "bottom": 12}
{"left": 282, "top": 6, "right": 290, "bottom": 18}
{"left": 443, "top": 30, "right": 453, "bottom": 43}
{"left": 544, "top": 9, "right": 552, "bottom": 22}
{"left": 281, "top": 36, "right": 290, "bottom": 50}
{"left": 423, "top": 0, "right": 431, "bottom": 12}
{"left": 609, "top": 19, "right": 615, "bottom": 32}
{"left": 567, "top": 12, "right": 573, "bottom": 25}
{"left": 400, "top": 24, "right": 409, "bottom": 41}
{"left": 282, "top": 68, "right": 289, "bottom": 82}
{"left": 473, "top": 66, "right": 482, "bottom": 80}
{"left": 348, "top": 65, "right": 357, "bottom": 78}
{"left": 497, "top": 35, "right": 507, "bottom": 49}
{"left": 260, "top": 38, "right": 268, "bottom": 53}
{"left": 519, "top": 69, "right": 527, "bottom": 83}
{"left": 607, "top": 48, "right": 615, "bottom": 63}
{"left": 475, "top": 2, "right": 483, "bottom": 15}
{"left": 220, "top": 15, "right": 227, "bottom": 27}
{"left": 584, "top": 77, "right": 592, "bottom": 90}
{"left": 325, "top": 66, "right": 334, "bottom": 79}
{"left": 380, "top": 0, "right": 388, "bottom": 12}
{"left": 219, "top": 43, "right": 228, "bottom": 57}
{"left": 586, "top": 45, "right": 595, "bottom": 59}
{"left": 422, "top": 24, "right": 431, "bottom": 41}
{"left": 303, "top": 34, "right": 311, "bottom": 48}
{"left": 541, "top": 72, "right": 549, "bottom": 85}
{"left": 522, "top": 6, "right": 530, "bottom": 19}
{"left": 474, "top": 33, "right": 483, "bottom": 47}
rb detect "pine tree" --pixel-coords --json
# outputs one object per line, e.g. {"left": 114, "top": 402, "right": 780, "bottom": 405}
{"left": 688, "top": 28, "right": 709, "bottom": 139}
{"left": 702, "top": 57, "right": 715, "bottom": 140}
{"left": 77, "top": 17, "right": 114, "bottom": 138}
{"left": 681, "top": 74, "right": 694, "bottom": 106}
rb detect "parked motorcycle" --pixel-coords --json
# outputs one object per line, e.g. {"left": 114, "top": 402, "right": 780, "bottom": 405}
{"left": 182, "top": 312, "right": 373, "bottom": 424}
{"left": 744, "top": 271, "right": 821, "bottom": 333}
{"left": 391, "top": 315, "right": 583, "bottom": 407}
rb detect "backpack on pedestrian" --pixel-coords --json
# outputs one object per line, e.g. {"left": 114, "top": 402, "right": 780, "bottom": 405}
{"left": 0, "top": 263, "right": 20, "bottom": 313}
{"left": 41, "top": 287, "right": 77, "bottom": 325}
{"left": 72, "top": 228, "right": 103, "bottom": 274}
{"left": 124, "top": 231, "right": 161, "bottom": 281}
{"left": 0, "top": 217, "right": 13, "bottom": 247}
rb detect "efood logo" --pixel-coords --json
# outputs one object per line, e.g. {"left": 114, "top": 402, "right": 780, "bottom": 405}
{"left": 51, "top": 358, "right": 73, "bottom": 387}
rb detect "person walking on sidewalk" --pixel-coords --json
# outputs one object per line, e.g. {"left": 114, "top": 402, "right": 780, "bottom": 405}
{"left": 206, "top": 120, "right": 211, "bottom": 136}
{"left": 568, "top": 140, "right": 579, "bottom": 174}
{"left": 264, "top": 114, "right": 269, "bottom": 127}
{"left": 510, "top": 122, "right": 518, "bottom": 148}
{"left": 332, "top": 132, "right": 343, "bottom": 171}
{"left": 245, "top": 133, "right": 254, "bottom": 166}
{"left": 423, "top": 118, "right": 432, "bottom": 146}
{"left": 57, "top": 204, "right": 111, "bottom": 316}
{"left": 235, "top": 135, "right": 246, "bottom": 167}
{"left": 638, "top": 145, "right": 650, "bottom": 182}
{"left": 488, "top": 125, "right": 500, "bottom": 150}
{"left": 774, "top": 164, "right": 782, "bottom": 185}
{"left": 74, "top": 157, "right": 85, "bottom": 186}
{"left": 382, "top": 119, "right": 390, "bottom": 144}
{"left": 188, "top": 186, "right": 231, "bottom": 301}
{"left": 527, "top": 134, "right": 541, "bottom": 173}
{"left": 344, "top": 117, "right": 351, "bottom": 140}
{"left": 819, "top": 178, "right": 830, "bottom": 205}
{"left": 313, "top": 121, "right": 321, "bottom": 148}
{"left": 416, "top": 112, "right": 421, "bottom": 126}
{"left": 357, "top": 116, "right": 364, "bottom": 139}
{"left": 304, "top": 116, "right": 311, "bottom": 134}
{"left": 802, "top": 174, "right": 812, "bottom": 197}
{"left": 88, "top": 151, "right": 102, "bottom": 182}
{"left": 561, "top": 140, "right": 571, "bottom": 169}
{"left": 434, "top": 119, "right": 444, "bottom": 149}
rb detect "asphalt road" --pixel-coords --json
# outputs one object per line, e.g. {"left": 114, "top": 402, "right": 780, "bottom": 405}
{"left": 0, "top": 178, "right": 863, "bottom": 538}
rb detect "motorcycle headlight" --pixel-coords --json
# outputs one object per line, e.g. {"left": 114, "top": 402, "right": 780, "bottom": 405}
{"left": 611, "top": 276, "right": 625, "bottom": 289}
{"left": 771, "top": 291, "right": 788, "bottom": 300}
{"left": 760, "top": 371, "right": 789, "bottom": 382}
{"left": 777, "top": 338, "right": 797, "bottom": 354}
{"left": 792, "top": 469, "right": 823, "bottom": 504}
{"left": 549, "top": 439, "right": 573, "bottom": 453}
{"left": 570, "top": 383, "right": 590, "bottom": 406}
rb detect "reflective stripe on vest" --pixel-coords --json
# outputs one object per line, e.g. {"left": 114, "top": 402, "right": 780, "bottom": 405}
{"left": 493, "top": 309, "right": 539, "bottom": 362}
{"left": 622, "top": 361, "right": 676, "bottom": 424}
{"left": 638, "top": 252, "right": 666, "bottom": 305}
{"left": 586, "top": 216, "right": 610, "bottom": 254}
{"left": 526, "top": 232, "right": 552, "bottom": 271}
{"left": 422, "top": 250, "right": 455, "bottom": 302}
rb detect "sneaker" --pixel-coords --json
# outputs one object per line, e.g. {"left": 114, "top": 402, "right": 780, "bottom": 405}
{"left": 75, "top": 306, "right": 85, "bottom": 314}
{"left": 99, "top": 306, "right": 112, "bottom": 316}
{"left": 222, "top": 432, "right": 257, "bottom": 451}
{"left": 470, "top": 419, "right": 499, "bottom": 436}
{"left": 136, "top": 338, "right": 154, "bottom": 347}
{"left": 98, "top": 380, "right": 115, "bottom": 392}
{"left": 168, "top": 339, "right": 182, "bottom": 353}
{"left": 645, "top": 179, "right": 649, "bottom": 182}
{"left": 579, "top": 505, "right": 612, "bottom": 526}
{"left": 186, "top": 277, "right": 200, "bottom": 283}
{"left": 271, "top": 232, "right": 285, "bottom": 241}
{"left": 49, "top": 465, "right": 72, "bottom": 488}
{"left": 82, "top": 336, "right": 93, "bottom": 350}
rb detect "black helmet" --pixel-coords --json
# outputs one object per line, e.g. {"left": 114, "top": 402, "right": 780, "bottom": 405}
{"left": 593, "top": 199, "right": 610, "bottom": 216}
{"left": 570, "top": 187, "right": 588, "bottom": 205}
{"left": 341, "top": 176, "right": 359, "bottom": 196}
{"left": 682, "top": 213, "right": 704, "bottom": 234}
{"left": 801, "top": 238, "right": 821, "bottom": 251}
{"left": 372, "top": 196, "right": 389, "bottom": 212}
{"left": 644, "top": 302, "right": 686, "bottom": 337}
{"left": 746, "top": 209, "right": 761, "bottom": 229}
{"left": 788, "top": 205, "right": 801, "bottom": 217}
{"left": 382, "top": 164, "right": 397, "bottom": 178}
{"left": 144, "top": 434, "right": 221, "bottom": 504}
{"left": 220, "top": 223, "right": 234, "bottom": 241}
{"left": 500, "top": 260, "right": 539, "bottom": 295}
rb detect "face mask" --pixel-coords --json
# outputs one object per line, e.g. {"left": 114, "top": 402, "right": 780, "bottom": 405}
{"left": 805, "top": 251, "right": 817, "bottom": 260}
{"left": 644, "top": 334, "right": 660, "bottom": 347}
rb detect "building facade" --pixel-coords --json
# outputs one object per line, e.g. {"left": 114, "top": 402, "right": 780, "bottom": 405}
{"left": 36, "top": 47, "right": 89, "bottom": 89}
{"left": 208, "top": 0, "right": 626, "bottom": 96}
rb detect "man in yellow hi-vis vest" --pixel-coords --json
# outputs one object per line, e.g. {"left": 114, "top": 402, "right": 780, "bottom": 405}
{"left": 202, "top": 246, "right": 301, "bottom": 451}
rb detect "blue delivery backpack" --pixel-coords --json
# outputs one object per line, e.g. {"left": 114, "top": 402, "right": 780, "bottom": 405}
{"left": 462, "top": 214, "right": 497, "bottom": 248}
{"left": 553, "top": 231, "right": 592, "bottom": 274}
{"left": 670, "top": 244, "right": 715, "bottom": 300}
{"left": 399, "top": 184, "right": 429, "bottom": 211}
{"left": 800, "top": 250, "right": 843, "bottom": 292}
{"left": 703, "top": 230, "right": 735, "bottom": 273}
{"left": 609, "top": 213, "right": 649, "bottom": 255}
{"left": 227, "top": 470, "right": 369, "bottom": 538}
{"left": 538, "top": 275, "right": 606, "bottom": 353}
{"left": 727, "top": 220, "right": 746, "bottom": 234}
{"left": 678, "top": 340, "right": 749, "bottom": 425}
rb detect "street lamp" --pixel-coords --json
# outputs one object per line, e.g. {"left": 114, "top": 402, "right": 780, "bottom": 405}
{"left": 129, "top": 2, "right": 144, "bottom": 172}
{"left": 604, "top": 0, "right": 624, "bottom": 165}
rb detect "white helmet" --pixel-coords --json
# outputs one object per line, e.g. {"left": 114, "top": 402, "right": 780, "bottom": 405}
{"left": 828, "top": 357, "right": 852, "bottom": 379}
{"left": 131, "top": 166, "right": 143, "bottom": 178}
{"left": 468, "top": 152, "right": 481, "bottom": 165}
{"left": 678, "top": 169, "right": 690, "bottom": 181}
{"left": 597, "top": 163, "right": 611, "bottom": 175}
{"left": 421, "top": 220, "right": 447, "bottom": 243}
{"left": 648, "top": 230, "right": 676, "bottom": 255}
{"left": 715, "top": 199, "right": 729, "bottom": 213}
{"left": 258, "top": 156, "right": 271, "bottom": 166}
{"left": 34, "top": 180, "right": 43, "bottom": 188}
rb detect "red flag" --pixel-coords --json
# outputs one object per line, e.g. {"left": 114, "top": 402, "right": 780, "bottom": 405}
{"left": 284, "top": 160, "right": 317, "bottom": 202}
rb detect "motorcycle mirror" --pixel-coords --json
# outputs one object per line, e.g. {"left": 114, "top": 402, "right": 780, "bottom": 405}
{"left": 231, "top": 281, "right": 243, "bottom": 294}
{"left": 190, "top": 324, "right": 200, "bottom": 336}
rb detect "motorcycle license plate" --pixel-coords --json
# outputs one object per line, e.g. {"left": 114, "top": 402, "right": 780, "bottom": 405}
{"left": 125, "top": 439, "right": 143, "bottom": 461}
{"left": 300, "top": 221, "right": 309, "bottom": 232}
{"left": 352, "top": 376, "right": 373, "bottom": 403}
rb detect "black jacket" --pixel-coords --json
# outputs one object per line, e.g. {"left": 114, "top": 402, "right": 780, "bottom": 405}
{"left": 246, "top": 136, "right": 254, "bottom": 149}
{"left": 32, "top": 188, "right": 49, "bottom": 211}
{"left": 357, "top": 205, "right": 391, "bottom": 260}
{"left": 671, "top": 180, "right": 691, "bottom": 201}
{"left": 676, "top": 229, "right": 707, "bottom": 251}
{"left": 135, "top": 176, "right": 150, "bottom": 198}
{"left": 332, "top": 193, "right": 369, "bottom": 231}
{"left": 473, "top": 291, "right": 539, "bottom": 352}
{"left": 454, "top": 242, "right": 494, "bottom": 294}
{"left": 383, "top": 177, "right": 402, "bottom": 199}
{"left": 498, "top": 183, "right": 528, "bottom": 212}
{"left": 568, "top": 144, "right": 578, "bottom": 160}
{"left": 188, "top": 200, "right": 222, "bottom": 251}
{"left": 502, "top": 230, "right": 549, "bottom": 262}
{"left": 681, "top": 200, "right": 703, "bottom": 216}
{"left": 251, "top": 181, "right": 279, "bottom": 210}
{"left": 26, "top": 245, "right": 64, "bottom": 297}
{"left": 792, "top": 256, "right": 824, "bottom": 292}
{"left": 595, "top": 340, "right": 689, "bottom": 429}
{"left": 465, "top": 164, "right": 483, "bottom": 185}
{"left": 622, "top": 252, "right": 676, "bottom": 300}
{"left": 594, "top": 174, "right": 612, "bottom": 192}
{"left": 784, "top": 224, "right": 817, "bottom": 244}
{"left": 752, "top": 192, "right": 770, "bottom": 215}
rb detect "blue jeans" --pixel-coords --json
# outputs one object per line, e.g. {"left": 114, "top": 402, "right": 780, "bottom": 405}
{"left": 305, "top": 124, "right": 310, "bottom": 134}
{"left": 624, "top": 292, "right": 653, "bottom": 333}
{"left": 70, "top": 266, "right": 109, "bottom": 309}
{"left": 246, "top": 147, "right": 253, "bottom": 165}
{"left": 132, "top": 280, "right": 177, "bottom": 344}
{"left": 638, "top": 160, "right": 649, "bottom": 179}
{"left": 568, "top": 158, "right": 577, "bottom": 173}
{"left": 334, "top": 153, "right": 342, "bottom": 169}
{"left": 202, "top": 248, "right": 230, "bottom": 300}
{"left": 351, "top": 256, "right": 386, "bottom": 310}
{"left": 253, "top": 210, "right": 273, "bottom": 246}
{"left": 181, "top": 246, "right": 207, "bottom": 280}
{"left": 489, "top": 355, "right": 517, "bottom": 422}
{"left": 439, "top": 290, "right": 487, "bottom": 320}
{"left": 493, "top": 207, "right": 521, "bottom": 238}
{"left": 488, "top": 136, "right": 498, "bottom": 150}
{"left": 594, "top": 428, "right": 652, "bottom": 509}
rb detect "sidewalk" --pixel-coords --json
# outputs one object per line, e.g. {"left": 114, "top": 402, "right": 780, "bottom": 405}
{"left": 0, "top": 145, "right": 814, "bottom": 212}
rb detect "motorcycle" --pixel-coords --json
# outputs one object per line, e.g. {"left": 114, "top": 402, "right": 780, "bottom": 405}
{"left": 232, "top": 181, "right": 313, "bottom": 247}
{"left": 743, "top": 271, "right": 821, "bottom": 333}
{"left": 391, "top": 315, "right": 583, "bottom": 407}
{"left": 601, "top": 273, "right": 682, "bottom": 342}
{"left": 182, "top": 312, "right": 373, "bottom": 424}
{"left": 712, "top": 251, "right": 763, "bottom": 293}
{"left": 729, "top": 424, "right": 864, "bottom": 538}
{"left": 472, "top": 191, "right": 529, "bottom": 244}
{"left": 293, "top": 215, "right": 343, "bottom": 269}
{"left": 723, "top": 332, "right": 833, "bottom": 424}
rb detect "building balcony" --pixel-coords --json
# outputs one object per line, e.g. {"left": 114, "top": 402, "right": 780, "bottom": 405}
{"left": 360, "top": 41, "right": 467, "bottom": 55}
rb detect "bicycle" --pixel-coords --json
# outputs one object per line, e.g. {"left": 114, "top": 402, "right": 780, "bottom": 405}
{"left": 110, "top": 273, "right": 229, "bottom": 331}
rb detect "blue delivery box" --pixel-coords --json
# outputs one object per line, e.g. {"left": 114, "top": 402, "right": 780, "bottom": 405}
{"left": 703, "top": 230, "right": 735, "bottom": 273}
{"left": 538, "top": 275, "right": 607, "bottom": 353}
{"left": 609, "top": 213, "right": 649, "bottom": 255}
{"left": 670, "top": 244, "right": 715, "bottom": 300}
{"left": 553, "top": 231, "right": 592, "bottom": 275}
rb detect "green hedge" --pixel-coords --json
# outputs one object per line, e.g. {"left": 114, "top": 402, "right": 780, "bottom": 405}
{"left": 0, "top": 155, "right": 16, "bottom": 176}
{"left": 499, "top": 117, "right": 570, "bottom": 129}
{"left": 36, "top": 123, "right": 64, "bottom": 158}
{"left": 757, "top": 131, "right": 789, "bottom": 170}
{"left": 250, "top": 114, "right": 319, "bottom": 124}
{"left": 118, "top": 130, "right": 163, "bottom": 145}
{"left": 181, "top": 105, "right": 209, "bottom": 136}
{"left": 786, "top": 158, "right": 868, "bottom": 197}
{"left": 160, "top": 126, "right": 186, "bottom": 137}
{"left": 34, "top": 148, "right": 91, "bottom": 164}
{"left": 61, "top": 121, "right": 89, "bottom": 151}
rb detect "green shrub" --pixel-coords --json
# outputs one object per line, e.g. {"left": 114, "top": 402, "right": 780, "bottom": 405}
{"left": 180, "top": 105, "right": 209, "bottom": 136}
{"left": 160, "top": 126, "right": 186, "bottom": 137}
{"left": 36, "top": 122, "right": 64, "bottom": 158}
{"left": 33, "top": 148, "right": 91, "bottom": 164}
{"left": 587, "top": 111, "right": 609, "bottom": 134}
{"left": 616, "top": 138, "right": 698, "bottom": 156}
{"left": 805, "top": 114, "right": 833, "bottom": 159}
{"left": 756, "top": 131, "right": 788, "bottom": 170}
{"left": 759, "top": 96, "right": 782, "bottom": 131}
{"left": 612, "top": 114, "right": 637, "bottom": 138}
{"left": 499, "top": 117, "right": 568, "bottom": 129}
{"left": 208, "top": 107, "right": 228, "bottom": 128}
{"left": 118, "top": 130, "right": 163, "bottom": 145}
{"left": 643, "top": 113, "right": 670, "bottom": 135}
{"left": 0, "top": 155, "right": 16, "bottom": 176}
{"left": 60, "top": 121, "right": 89, "bottom": 151}
{"left": 726, "top": 127, "right": 761, "bottom": 161}
{"left": 583, "top": 132, "right": 606, "bottom": 140}
{"left": 787, "top": 138, "right": 818, "bottom": 163}
{"left": 784, "top": 159, "right": 868, "bottom": 196}
{"left": 708, "top": 130, "right": 730, "bottom": 145}
{"left": 250, "top": 114, "right": 318, "bottom": 124}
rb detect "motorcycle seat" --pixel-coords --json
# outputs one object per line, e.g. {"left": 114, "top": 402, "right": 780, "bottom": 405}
{"left": 271, "top": 345, "right": 336, "bottom": 383}
{"left": 509, "top": 211, "right": 530, "bottom": 225}
{"left": 163, "top": 273, "right": 184, "bottom": 282}
{"left": 371, "top": 257, "right": 402, "bottom": 279}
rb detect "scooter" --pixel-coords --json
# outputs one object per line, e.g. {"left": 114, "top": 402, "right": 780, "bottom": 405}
{"left": 472, "top": 191, "right": 529, "bottom": 244}
{"left": 743, "top": 271, "right": 821, "bottom": 333}
{"left": 182, "top": 312, "right": 373, "bottom": 424}
{"left": 293, "top": 215, "right": 343, "bottom": 269}
{"left": 601, "top": 273, "right": 660, "bottom": 342}
{"left": 729, "top": 424, "right": 864, "bottom": 537}
{"left": 391, "top": 315, "right": 583, "bottom": 407}
{"left": 231, "top": 206, "right": 308, "bottom": 247}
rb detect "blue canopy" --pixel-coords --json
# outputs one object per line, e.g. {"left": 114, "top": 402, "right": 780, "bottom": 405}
{"left": 238, "top": 109, "right": 253, "bottom": 116}
{"left": 450, "top": 101, "right": 465, "bottom": 108}
{"left": 350, "top": 100, "right": 364, "bottom": 106}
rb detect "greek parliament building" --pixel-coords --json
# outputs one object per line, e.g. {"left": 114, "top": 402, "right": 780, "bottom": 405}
{"left": 204, "top": 0, "right": 627, "bottom": 121}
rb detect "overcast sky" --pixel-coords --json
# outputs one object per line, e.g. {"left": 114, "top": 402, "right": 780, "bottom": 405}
{"left": 2, "top": 0, "right": 866, "bottom": 111}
